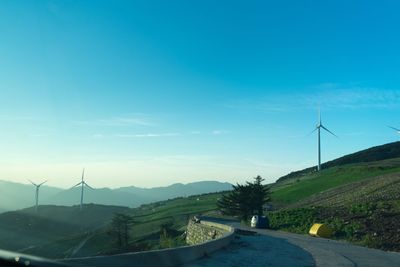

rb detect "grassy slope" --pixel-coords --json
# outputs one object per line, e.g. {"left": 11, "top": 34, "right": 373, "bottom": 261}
{"left": 289, "top": 171, "right": 400, "bottom": 208}
{"left": 0, "top": 204, "right": 129, "bottom": 251}
{"left": 20, "top": 193, "right": 222, "bottom": 258}
{"left": 85, "top": 193, "right": 221, "bottom": 255}
{"left": 271, "top": 158, "right": 400, "bottom": 205}
{"left": 276, "top": 141, "right": 400, "bottom": 184}
{"left": 269, "top": 157, "right": 400, "bottom": 252}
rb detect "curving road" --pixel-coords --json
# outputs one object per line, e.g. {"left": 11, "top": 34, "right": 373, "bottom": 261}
{"left": 184, "top": 217, "right": 400, "bottom": 267}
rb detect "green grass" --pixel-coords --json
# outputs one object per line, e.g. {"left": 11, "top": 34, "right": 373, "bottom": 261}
{"left": 267, "top": 200, "right": 400, "bottom": 252}
{"left": 0, "top": 192, "right": 223, "bottom": 259}
{"left": 61, "top": 193, "right": 221, "bottom": 258}
{"left": 271, "top": 158, "right": 400, "bottom": 204}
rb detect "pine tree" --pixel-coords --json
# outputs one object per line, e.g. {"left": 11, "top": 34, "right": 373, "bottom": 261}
{"left": 109, "top": 213, "right": 134, "bottom": 248}
{"left": 217, "top": 176, "right": 270, "bottom": 221}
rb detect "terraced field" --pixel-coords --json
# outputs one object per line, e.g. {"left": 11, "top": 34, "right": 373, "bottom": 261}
{"left": 271, "top": 158, "right": 400, "bottom": 205}
{"left": 288, "top": 171, "right": 400, "bottom": 208}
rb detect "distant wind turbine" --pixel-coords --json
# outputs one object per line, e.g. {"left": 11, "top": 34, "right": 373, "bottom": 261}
{"left": 310, "top": 109, "right": 338, "bottom": 172}
{"left": 71, "top": 168, "right": 94, "bottom": 210}
{"left": 28, "top": 180, "right": 47, "bottom": 212}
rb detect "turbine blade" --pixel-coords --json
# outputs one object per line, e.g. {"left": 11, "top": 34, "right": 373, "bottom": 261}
{"left": 70, "top": 181, "right": 83, "bottom": 189}
{"left": 307, "top": 127, "right": 318, "bottom": 137}
{"left": 28, "top": 179, "right": 37, "bottom": 186}
{"left": 82, "top": 168, "right": 85, "bottom": 182}
{"left": 38, "top": 180, "right": 47, "bottom": 187}
{"left": 84, "top": 182, "right": 94, "bottom": 190}
{"left": 321, "top": 125, "right": 338, "bottom": 137}
{"left": 388, "top": 126, "right": 400, "bottom": 132}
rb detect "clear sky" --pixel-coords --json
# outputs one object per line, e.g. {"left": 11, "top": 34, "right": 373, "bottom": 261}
{"left": 1, "top": 0, "right": 400, "bottom": 188}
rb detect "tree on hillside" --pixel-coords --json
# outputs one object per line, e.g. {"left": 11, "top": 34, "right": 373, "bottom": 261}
{"left": 159, "top": 221, "right": 174, "bottom": 249}
{"left": 109, "top": 213, "right": 134, "bottom": 248}
{"left": 217, "top": 176, "right": 270, "bottom": 221}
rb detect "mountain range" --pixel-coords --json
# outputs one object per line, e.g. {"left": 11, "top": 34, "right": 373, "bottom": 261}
{"left": 0, "top": 180, "right": 232, "bottom": 212}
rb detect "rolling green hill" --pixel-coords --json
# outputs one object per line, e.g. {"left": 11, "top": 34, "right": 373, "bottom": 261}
{"left": 69, "top": 193, "right": 222, "bottom": 258}
{"left": 0, "top": 192, "right": 223, "bottom": 259}
{"left": 276, "top": 141, "right": 400, "bottom": 184}
{"left": 0, "top": 204, "right": 130, "bottom": 252}
{"left": 268, "top": 142, "right": 400, "bottom": 252}
{"left": 271, "top": 158, "right": 400, "bottom": 205}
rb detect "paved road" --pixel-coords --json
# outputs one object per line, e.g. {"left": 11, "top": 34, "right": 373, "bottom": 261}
{"left": 185, "top": 218, "right": 400, "bottom": 267}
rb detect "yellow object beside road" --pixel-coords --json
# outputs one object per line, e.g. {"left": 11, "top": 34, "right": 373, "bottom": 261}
{"left": 309, "top": 223, "right": 333, "bottom": 238}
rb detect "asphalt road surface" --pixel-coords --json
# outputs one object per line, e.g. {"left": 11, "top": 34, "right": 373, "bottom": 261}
{"left": 184, "top": 218, "right": 400, "bottom": 267}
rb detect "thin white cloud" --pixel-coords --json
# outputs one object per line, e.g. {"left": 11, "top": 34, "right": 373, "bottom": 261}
{"left": 226, "top": 85, "right": 400, "bottom": 113}
{"left": 115, "top": 133, "right": 180, "bottom": 138}
{"left": 73, "top": 114, "right": 154, "bottom": 127}
{"left": 305, "top": 85, "right": 400, "bottom": 110}
{"left": 211, "top": 130, "right": 229, "bottom": 135}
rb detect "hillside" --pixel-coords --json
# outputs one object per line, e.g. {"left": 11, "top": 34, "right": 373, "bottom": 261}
{"left": 288, "top": 170, "right": 400, "bottom": 209}
{"left": 0, "top": 204, "right": 129, "bottom": 252}
{"left": 0, "top": 192, "right": 223, "bottom": 259}
{"left": 0, "top": 180, "right": 232, "bottom": 212}
{"left": 271, "top": 157, "right": 400, "bottom": 205}
{"left": 268, "top": 142, "right": 400, "bottom": 252}
{"left": 276, "top": 141, "right": 400, "bottom": 184}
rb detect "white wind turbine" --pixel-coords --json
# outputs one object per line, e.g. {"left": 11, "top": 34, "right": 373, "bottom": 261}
{"left": 71, "top": 168, "right": 94, "bottom": 210}
{"left": 28, "top": 180, "right": 47, "bottom": 212}
{"left": 310, "top": 109, "right": 338, "bottom": 172}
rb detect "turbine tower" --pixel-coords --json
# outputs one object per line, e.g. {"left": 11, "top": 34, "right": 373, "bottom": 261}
{"left": 29, "top": 180, "right": 47, "bottom": 212}
{"left": 311, "top": 109, "right": 337, "bottom": 172}
{"left": 71, "top": 168, "right": 93, "bottom": 210}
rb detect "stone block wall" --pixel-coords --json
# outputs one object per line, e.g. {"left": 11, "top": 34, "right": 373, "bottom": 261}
{"left": 186, "top": 220, "right": 230, "bottom": 245}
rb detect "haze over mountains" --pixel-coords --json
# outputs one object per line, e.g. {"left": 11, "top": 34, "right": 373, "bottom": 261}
{"left": 0, "top": 180, "right": 232, "bottom": 212}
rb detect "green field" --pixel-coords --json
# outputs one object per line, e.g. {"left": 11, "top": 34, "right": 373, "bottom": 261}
{"left": 16, "top": 192, "right": 223, "bottom": 258}
{"left": 271, "top": 158, "right": 400, "bottom": 204}
{"left": 268, "top": 157, "right": 400, "bottom": 252}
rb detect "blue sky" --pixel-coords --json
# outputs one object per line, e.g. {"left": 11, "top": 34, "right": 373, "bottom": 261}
{"left": 1, "top": 0, "right": 400, "bottom": 188}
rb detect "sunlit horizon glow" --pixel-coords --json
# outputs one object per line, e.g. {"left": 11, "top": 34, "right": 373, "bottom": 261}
{"left": 1, "top": 1, "right": 400, "bottom": 188}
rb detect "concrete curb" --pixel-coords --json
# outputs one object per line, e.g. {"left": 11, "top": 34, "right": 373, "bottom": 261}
{"left": 60, "top": 220, "right": 235, "bottom": 267}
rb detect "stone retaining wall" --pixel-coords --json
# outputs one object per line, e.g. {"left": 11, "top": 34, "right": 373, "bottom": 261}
{"left": 186, "top": 220, "right": 232, "bottom": 245}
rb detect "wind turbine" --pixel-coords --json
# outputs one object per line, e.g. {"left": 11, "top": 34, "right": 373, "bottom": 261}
{"left": 28, "top": 180, "right": 47, "bottom": 212}
{"left": 71, "top": 168, "right": 94, "bottom": 210}
{"left": 310, "top": 109, "right": 338, "bottom": 172}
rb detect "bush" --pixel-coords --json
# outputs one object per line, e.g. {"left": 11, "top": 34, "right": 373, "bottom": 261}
{"left": 268, "top": 208, "right": 317, "bottom": 234}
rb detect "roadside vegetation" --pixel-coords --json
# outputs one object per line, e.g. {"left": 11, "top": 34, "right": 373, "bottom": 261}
{"left": 267, "top": 200, "right": 400, "bottom": 251}
{"left": 264, "top": 143, "right": 400, "bottom": 252}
